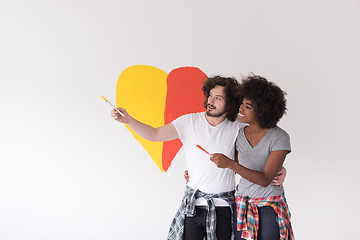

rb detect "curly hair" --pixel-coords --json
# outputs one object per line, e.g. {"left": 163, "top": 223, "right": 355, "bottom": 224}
{"left": 202, "top": 76, "right": 241, "bottom": 122}
{"left": 239, "top": 74, "right": 287, "bottom": 128}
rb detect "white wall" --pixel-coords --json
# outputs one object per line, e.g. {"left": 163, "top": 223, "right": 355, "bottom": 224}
{"left": 1, "top": 1, "right": 359, "bottom": 239}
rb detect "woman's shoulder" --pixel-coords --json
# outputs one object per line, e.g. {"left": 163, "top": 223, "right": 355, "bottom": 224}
{"left": 270, "top": 126, "right": 290, "bottom": 139}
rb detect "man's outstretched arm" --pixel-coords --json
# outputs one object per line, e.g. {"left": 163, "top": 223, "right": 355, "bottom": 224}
{"left": 111, "top": 107, "right": 178, "bottom": 142}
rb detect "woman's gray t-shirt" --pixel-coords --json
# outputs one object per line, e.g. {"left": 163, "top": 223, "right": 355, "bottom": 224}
{"left": 235, "top": 126, "right": 291, "bottom": 198}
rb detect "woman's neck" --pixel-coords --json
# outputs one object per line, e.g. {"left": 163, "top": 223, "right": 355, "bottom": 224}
{"left": 245, "top": 122, "right": 266, "bottom": 134}
{"left": 244, "top": 123, "right": 269, "bottom": 147}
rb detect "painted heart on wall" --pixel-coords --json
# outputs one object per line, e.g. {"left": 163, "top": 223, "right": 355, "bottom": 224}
{"left": 116, "top": 65, "right": 207, "bottom": 172}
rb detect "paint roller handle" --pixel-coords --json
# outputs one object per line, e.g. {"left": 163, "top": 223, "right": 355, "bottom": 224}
{"left": 101, "top": 96, "right": 125, "bottom": 118}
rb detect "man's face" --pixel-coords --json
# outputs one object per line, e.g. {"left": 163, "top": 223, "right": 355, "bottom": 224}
{"left": 206, "top": 85, "right": 227, "bottom": 118}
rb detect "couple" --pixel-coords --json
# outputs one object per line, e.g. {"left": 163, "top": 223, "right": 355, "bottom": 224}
{"left": 111, "top": 74, "right": 294, "bottom": 240}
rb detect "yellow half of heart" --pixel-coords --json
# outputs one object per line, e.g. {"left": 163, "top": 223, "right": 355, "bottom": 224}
{"left": 116, "top": 65, "right": 168, "bottom": 172}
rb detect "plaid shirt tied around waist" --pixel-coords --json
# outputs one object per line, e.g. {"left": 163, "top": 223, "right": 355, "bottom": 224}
{"left": 236, "top": 193, "right": 294, "bottom": 240}
{"left": 167, "top": 185, "right": 235, "bottom": 240}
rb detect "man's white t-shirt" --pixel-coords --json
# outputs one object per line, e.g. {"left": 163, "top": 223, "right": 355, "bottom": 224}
{"left": 172, "top": 112, "right": 243, "bottom": 206}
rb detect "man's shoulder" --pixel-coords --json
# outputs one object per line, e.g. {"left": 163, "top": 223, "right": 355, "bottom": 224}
{"left": 179, "top": 111, "right": 205, "bottom": 119}
{"left": 226, "top": 120, "right": 246, "bottom": 129}
{"left": 172, "top": 112, "right": 205, "bottom": 124}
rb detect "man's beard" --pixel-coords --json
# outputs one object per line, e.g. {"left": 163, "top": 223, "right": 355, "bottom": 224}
{"left": 206, "top": 104, "right": 226, "bottom": 118}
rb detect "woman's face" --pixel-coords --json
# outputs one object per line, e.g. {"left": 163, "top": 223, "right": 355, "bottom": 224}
{"left": 237, "top": 98, "right": 257, "bottom": 124}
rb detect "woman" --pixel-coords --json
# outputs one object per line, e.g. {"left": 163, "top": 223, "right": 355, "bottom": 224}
{"left": 210, "top": 74, "right": 294, "bottom": 240}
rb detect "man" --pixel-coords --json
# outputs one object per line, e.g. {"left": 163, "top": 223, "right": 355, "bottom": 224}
{"left": 111, "top": 76, "right": 284, "bottom": 240}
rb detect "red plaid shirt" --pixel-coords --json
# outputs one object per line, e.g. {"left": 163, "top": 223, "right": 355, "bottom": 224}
{"left": 235, "top": 193, "right": 294, "bottom": 240}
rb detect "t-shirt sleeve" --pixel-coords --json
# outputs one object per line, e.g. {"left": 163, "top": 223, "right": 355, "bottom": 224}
{"left": 271, "top": 129, "right": 291, "bottom": 154}
{"left": 171, "top": 114, "right": 188, "bottom": 140}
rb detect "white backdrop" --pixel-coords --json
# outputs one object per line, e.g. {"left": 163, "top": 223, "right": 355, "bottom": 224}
{"left": 1, "top": 1, "right": 359, "bottom": 239}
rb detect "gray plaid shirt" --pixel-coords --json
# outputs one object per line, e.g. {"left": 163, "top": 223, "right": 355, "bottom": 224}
{"left": 167, "top": 185, "right": 235, "bottom": 240}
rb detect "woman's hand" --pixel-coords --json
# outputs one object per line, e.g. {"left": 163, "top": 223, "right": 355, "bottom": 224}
{"left": 184, "top": 170, "right": 189, "bottom": 184}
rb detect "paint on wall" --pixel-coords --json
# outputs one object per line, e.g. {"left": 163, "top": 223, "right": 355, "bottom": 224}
{"left": 116, "top": 65, "right": 206, "bottom": 172}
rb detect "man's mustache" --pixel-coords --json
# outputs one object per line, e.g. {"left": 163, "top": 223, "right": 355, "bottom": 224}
{"left": 207, "top": 104, "right": 216, "bottom": 109}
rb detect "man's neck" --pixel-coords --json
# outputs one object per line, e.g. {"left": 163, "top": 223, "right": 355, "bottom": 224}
{"left": 205, "top": 113, "right": 227, "bottom": 126}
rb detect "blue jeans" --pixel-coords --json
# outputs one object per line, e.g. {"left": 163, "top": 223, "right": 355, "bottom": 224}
{"left": 234, "top": 206, "right": 280, "bottom": 240}
{"left": 184, "top": 206, "right": 232, "bottom": 240}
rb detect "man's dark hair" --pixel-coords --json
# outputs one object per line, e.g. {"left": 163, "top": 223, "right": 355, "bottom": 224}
{"left": 239, "top": 74, "right": 287, "bottom": 128}
{"left": 202, "top": 76, "right": 241, "bottom": 122}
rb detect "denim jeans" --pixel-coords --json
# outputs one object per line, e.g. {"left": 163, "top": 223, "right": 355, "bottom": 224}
{"left": 184, "top": 206, "right": 232, "bottom": 240}
{"left": 234, "top": 206, "right": 280, "bottom": 240}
